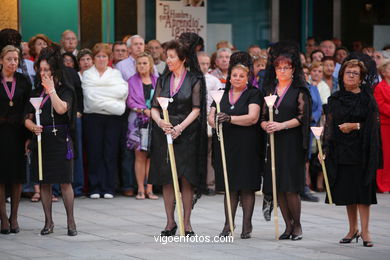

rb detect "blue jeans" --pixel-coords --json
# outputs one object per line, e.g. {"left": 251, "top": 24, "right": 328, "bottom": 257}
{"left": 72, "top": 117, "right": 84, "bottom": 195}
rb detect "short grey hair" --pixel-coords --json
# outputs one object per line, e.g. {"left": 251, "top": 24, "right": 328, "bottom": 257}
{"left": 380, "top": 50, "right": 390, "bottom": 60}
{"left": 126, "top": 35, "right": 144, "bottom": 48}
{"left": 216, "top": 48, "right": 232, "bottom": 59}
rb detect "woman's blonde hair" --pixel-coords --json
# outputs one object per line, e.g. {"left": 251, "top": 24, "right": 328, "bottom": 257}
{"left": 378, "top": 59, "right": 390, "bottom": 78}
{"left": 309, "top": 61, "right": 323, "bottom": 72}
{"left": 0, "top": 45, "right": 20, "bottom": 59}
{"left": 136, "top": 52, "right": 155, "bottom": 75}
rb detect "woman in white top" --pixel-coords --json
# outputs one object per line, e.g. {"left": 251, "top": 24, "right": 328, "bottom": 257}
{"left": 82, "top": 43, "right": 128, "bottom": 199}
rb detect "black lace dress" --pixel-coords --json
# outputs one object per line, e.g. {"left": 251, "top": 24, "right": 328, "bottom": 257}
{"left": 261, "top": 85, "right": 311, "bottom": 193}
{"left": 323, "top": 90, "right": 380, "bottom": 205}
{"left": 148, "top": 71, "right": 204, "bottom": 186}
{"left": 26, "top": 85, "right": 75, "bottom": 184}
{"left": 0, "top": 73, "right": 31, "bottom": 183}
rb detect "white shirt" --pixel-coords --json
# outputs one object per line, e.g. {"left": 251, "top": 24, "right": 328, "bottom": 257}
{"left": 316, "top": 80, "right": 331, "bottom": 105}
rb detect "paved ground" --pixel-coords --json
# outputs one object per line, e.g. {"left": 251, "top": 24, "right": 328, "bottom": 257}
{"left": 1, "top": 192, "right": 390, "bottom": 260}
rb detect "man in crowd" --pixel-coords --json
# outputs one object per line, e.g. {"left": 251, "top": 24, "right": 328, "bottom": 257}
{"left": 247, "top": 44, "right": 262, "bottom": 57}
{"left": 210, "top": 48, "right": 232, "bottom": 87}
{"left": 112, "top": 41, "right": 129, "bottom": 67}
{"left": 320, "top": 39, "right": 340, "bottom": 78}
{"left": 147, "top": 39, "right": 166, "bottom": 75}
{"left": 60, "top": 30, "right": 78, "bottom": 56}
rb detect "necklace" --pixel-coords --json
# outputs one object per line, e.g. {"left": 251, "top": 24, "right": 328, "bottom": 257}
{"left": 1, "top": 77, "right": 16, "bottom": 107}
{"left": 169, "top": 69, "right": 187, "bottom": 102}
{"left": 228, "top": 86, "right": 247, "bottom": 110}
{"left": 273, "top": 83, "right": 291, "bottom": 115}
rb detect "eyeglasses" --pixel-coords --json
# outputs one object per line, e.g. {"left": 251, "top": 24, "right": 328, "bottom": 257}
{"left": 345, "top": 71, "right": 360, "bottom": 77}
{"left": 276, "top": 66, "right": 292, "bottom": 72}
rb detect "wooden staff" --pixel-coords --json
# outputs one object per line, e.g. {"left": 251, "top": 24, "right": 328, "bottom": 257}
{"left": 210, "top": 91, "right": 234, "bottom": 236}
{"left": 157, "top": 97, "right": 185, "bottom": 236}
{"left": 264, "top": 95, "right": 279, "bottom": 240}
{"left": 30, "top": 97, "right": 44, "bottom": 181}
{"left": 311, "top": 127, "right": 333, "bottom": 204}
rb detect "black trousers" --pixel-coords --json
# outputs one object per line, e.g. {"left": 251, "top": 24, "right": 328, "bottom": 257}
{"left": 83, "top": 113, "right": 122, "bottom": 195}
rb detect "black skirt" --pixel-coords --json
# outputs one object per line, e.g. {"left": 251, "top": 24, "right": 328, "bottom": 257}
{"left": 0, "top": 124, "right": 26, "bottom": 183}
{"left": 30, "top": 126, "right": 73, "bottom": 184}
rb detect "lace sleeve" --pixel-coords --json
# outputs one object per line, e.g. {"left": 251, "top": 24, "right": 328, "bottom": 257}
{"left": 192, "top": 79, "right": 201, "bottom": 108}
{"left": 151, "top": 77, "right": 163, "bottom": 109}
{"left": 323, "top": 99, "right": 335, "bottom": 156}
{"left": 295, "top": 91, "right": 309, "bottom": 124}
{"left": 260, "top": 101, "right": 269, "bottom": 122}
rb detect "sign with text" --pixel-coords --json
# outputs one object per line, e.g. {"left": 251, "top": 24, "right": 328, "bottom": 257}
{"left": 156, "top": 0, "right": 207, "bottom": 43}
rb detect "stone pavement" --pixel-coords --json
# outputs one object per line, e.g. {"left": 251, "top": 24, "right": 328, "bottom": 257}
{"left": 1, "top": 192, "right": 390, "bottom": 260}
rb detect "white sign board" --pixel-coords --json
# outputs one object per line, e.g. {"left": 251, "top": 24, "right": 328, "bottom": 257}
{"left": 156, "top": 0, "right": 207, "bottom": 43}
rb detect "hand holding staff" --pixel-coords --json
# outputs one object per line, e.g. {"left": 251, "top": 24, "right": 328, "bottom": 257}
{"left": 311, "top": 127, "right": 333, "bottom": 204}
{"left": 157, "top": 97, "right": 185, "bottom": 236}
{"left": 30, "top": 97, "right": 44, "bottom": 181}
{"left": 210, "top": 91, "right": 234, "bottom": 237}
{"left": 264, "top": 94, "right": 279, "bottom": 240}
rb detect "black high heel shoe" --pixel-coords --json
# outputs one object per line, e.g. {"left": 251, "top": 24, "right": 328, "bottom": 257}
{"left": 0, "top": 228, "right": 10, "bottom": 235}
{"left": 363, "top": 240, "right": 374, "bottom": 247}
{"left": 160, "top": 225, "right": 177, "bottom": 236}
{"left": 67, "top": 228, "right": 78, "bottom": 236}
{"left": 185, "top": 230, "right": 195, "bottom": 237}
{"left": 291, "top": 234, "right": 303, "bottom": 241}
{"left": 240, "top": 232, "right": 251, "bottom": 239}
{"left": 9, "top": 218, "right": 20, "bottom": 234}
{"left": 40, "top": 225, "right": 54, "bottom": 235}
{"left": 339, "top": 231, "right": 360, "bottom": 243}
{"left": 279, "top": 232, "right": 292, "bottom": 240}
{"left": 219, "top": 230, "right": 231, "bottom": 237}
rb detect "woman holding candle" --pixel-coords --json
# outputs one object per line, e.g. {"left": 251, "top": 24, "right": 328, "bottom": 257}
{"left": 24, "top": 46, "right": 78, "bottom": 236}
{"left": 208, "top": 51, "right": 263, "bottom": 239}
{"left": 0, "top": 45, "right": 31, "bottom": 234}
{"left": 149, "top": 36, "right": 207, "bottom": 237}
{"left": 260, "top": 42, "right": 311, "bottom": 240}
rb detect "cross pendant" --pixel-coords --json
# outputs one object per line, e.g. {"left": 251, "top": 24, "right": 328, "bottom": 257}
{"left": 52, "top": 128, "right": 58, "bottom": 136}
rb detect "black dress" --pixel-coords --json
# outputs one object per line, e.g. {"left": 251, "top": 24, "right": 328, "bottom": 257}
{"left": 27, "top": 85, "right": 75, "bottom": 184}
{"left": 148, "top": 71, "right": 202, "bottom": 186}
{"left": 261, "top": 86, "right": 311, "bottom": 193}
{"left": 0, "top": 72, "right": 31, "bottom": 183}
{"left": 324, "top": 90, "right": 380, "bottom": 205}
{"left": 212, "top": 87, "right": 263, "bottom": 191}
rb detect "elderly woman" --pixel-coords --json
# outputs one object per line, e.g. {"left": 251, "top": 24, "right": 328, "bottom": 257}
{"left": 322, "top": 59, "right": 381, "bottom": 247}
{"left": 375, "top": 60, "right": 390, "bottom": 193}
{"left": 149, "top": 38, "right": 207, "bottom": 237}
{"left": 27, "top": 34, "right": 52, "bottom": 62}
{"left": 82, "top": 43, "right": 128, "bottom": 199}
{"left": 209, "top": 52, "right": 262, "bottom": 239}
{"left": 261, "top": 42, "right": 311, "bottom": 241}
{"left": 127, "top": 52, "right": 159, "bottom": 200}
{"left": 24, "top": 46, "right": 77, "bottom": 236}
{"left": 0, "top": 45, "right": 31, "bottom": 234}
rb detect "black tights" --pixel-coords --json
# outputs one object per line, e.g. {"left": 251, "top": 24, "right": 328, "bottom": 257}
{"left": 222, "top": 190, "right": 255, "bottom": 234}
{"left": 0, "top": 184, "right": 22, "bottom": 230}
{"left": 40, "top": 183, "right": 76, "bottom": 230}
{"left": 278, "top": 192, "right": 302, "bottom": 235}
{"left": 162, "top": 177, "right": 194, "bottom": 231}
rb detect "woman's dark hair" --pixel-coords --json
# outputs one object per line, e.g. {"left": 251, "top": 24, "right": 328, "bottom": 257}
{"left": 63, "top": 52, "right": 79, "bottom": 71}
{"left": 77, "top": 48, "right": 93, "bottom": 62}
{"left": 310, "top": 49, "right": 325, "bottom": 62}
{"left": 263, "top": 41, "right": 306, "bottom": 93}
{"left": 164, "top": 40, "right": 187, "bottom": 64}
{"left": 28, "top": 34, "right": 52, "bottom": 58}
{"left": 35, "top": 44, "right": 64, "bottom": 87}
{"left": 321, "top": 56, "right": 336, "bottom": 64}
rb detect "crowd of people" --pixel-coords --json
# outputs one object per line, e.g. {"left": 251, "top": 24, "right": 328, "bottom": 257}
{"left": 0, "top": 27, "right": 389, "bottom": 246}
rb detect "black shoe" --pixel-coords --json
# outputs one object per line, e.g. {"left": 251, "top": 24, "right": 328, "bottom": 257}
{"left": 301, "top": 191, "right": 319, "bottom": 202}
{"left": 219, "top": 230, "right": 231, "bottom": 237}
{"left": 240, "top": 232, "right": 251, "bottom": 239}
{"left": 0, "top": 229, "right": 10, "bottom": 235}
{"left": 279, "top": 232, "right": 292, "bottom": 240}
{"left": 339, "top": 231, "right": 360, "bottom": 243}
{"left": 185, "top": 231, "right": 195, "bottom": 237}
{"left": 67, "top": 228, "right": 78, "bottom": 236}
{"left": 262, "top": 195, "right": 273, "bottom": 221}
{"left": 291, "top": 234, "right": 303, "bottom": 241}
{"left": 10, "top": 227, "right": 20, "bottom": 234}
{"left": 363, "top": 240, "right": 373, "bottom": 247}
{"left": 40, "top": 225, "right": 54, "bottom": 235}
{"left": 160, "top": 225, "right": 177, "bottom": 236}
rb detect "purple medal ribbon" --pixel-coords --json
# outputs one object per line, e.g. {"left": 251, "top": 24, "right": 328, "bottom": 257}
{"left": 273, "top": 84, "right": 291, "bottom": 114}
{"left": 2, "top": 77, "right": 16, "bottom": 107}
{"left": 229, "top": 87, "right": 247, "bottom": 110}
{"left": 39, "top": 90, "right": 50, "bottom": 109}
{"left": 169, "top": 70, "right": 187, "bottom": 101}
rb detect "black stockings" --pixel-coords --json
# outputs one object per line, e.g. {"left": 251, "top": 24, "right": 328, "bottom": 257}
{"left": 0, "top": 184, "right": 22, "bottom": 230}
{"left": 278, "top": 192, "right": 302, "bottom": 235}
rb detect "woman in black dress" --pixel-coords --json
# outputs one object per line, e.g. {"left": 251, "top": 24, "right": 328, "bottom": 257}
{"left": 322, "top": 58, "right": 381, "bottom": 247}
{"left": 209, "top": 52, "right": 262, "bottom": 239}
{"left": 149, "top": 38, "right": 207, "bottom": 236}
{"left": 0, "top": 45, "right": 31, "bottom": 234}
{"left": 260, "top": 42, "right": 311, "bottom": 240}
{"left": 24, "top": 46, "right": 77, "bottom": 236}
